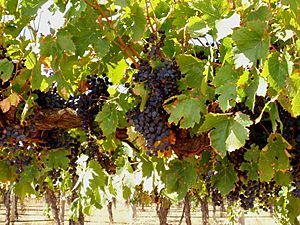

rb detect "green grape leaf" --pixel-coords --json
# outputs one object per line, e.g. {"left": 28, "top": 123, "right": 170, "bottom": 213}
{"left": 212, "top": 64, "right": 240, "bottom": 111}
{"left": 15, "top": 181, "right": 34, "bottom": 201}
{"left": 13, "top": 70, "right": 31, "bottom": 93}
{"left": 25, "top": 51, "right": 37, "bottom": 69}
{"left": 287, "top": 193, "right": 300, "bottom": 225}
{"left": 30, "top": 62, "right": 49, "bottom": 91}
{"left": 130, "top": 3, "right": 147, "bottom": 41}
{"left": 154, "top": 1, "right": 170, "bottom": 19}
{"left": 198, "top": 113, "right": 229, "bottom": 132}
{"left": 0, "top": 161, "right": 14, "bottom": 182}
{"left": 88, "top": 160, "right": 108, "bottom": 189}
{"left": 67, "top": 8, "right": 110, "bottom": 57}
{"left": 232, "top": 20, "right": 269, "bottom": 64}
{"left": 95, "top": 103, "right": 119, "bottom": 137}
{"left": 244, "top": 145, "right": 260, "bottom": 162}
{"left": 107, "top": 58, "right": 128, "bottom": 84}
{"left": 171, "top": 2, "right": 195, "bottom": 28}
{"left": 164, "top": 94, "right": 205, "bottom": 128}
{"left": 282, "top": 0, "right": 300, "bottom": 13}
{"left": 20, "top": 165, "right": 41, "bottom": 183}
{"left": 44, "top": 149, "right": 69, "bottom": 170}
{"left": 20, "top": 0, "right": 48, "bottom": 17}
{"left": 241, "top": 71, "right": 262, "bottom": 112}
{"left": 140, "top": 156, "right": 154, "bottom": 177}
{"left": 247, "top": 6, "right": 272, "bottom": 22}
{"left": 176, "top": 54, "right": 205, "bottom": 89}
{"left": 0, "top": 58, "right": 14, "bottom": 82}
{"left": 132, "top": 83, "right": 149, "bottom": 111}
{"left": 259, "top": 151, "right": 275, "bottom": 182}
{"left": 212, "top": 157, "right": 238, "bottom": 196}
{"left": 187, "top": 16, "right": 209, "bottom": 37}
{"left": 274, "top": 171, "right": 291, "bottom": 186}
{"left": 191, "top": 0, "right": 229, "bottom": 23}
{"left": 15, "top": 165, "right": 40, "bottom": 200}
{"left": 6, "top": 0, "right": 18, "bottom": 13}
{"left": 161, "top": 159, "right": 197, "bottom": 201}
{"left": 266, "top": 52, "right": 293, "bottom": 91}
{"left": 289, "top": 73, "right": 300, "bottom": 116}
{"left": 115, "top": 0, "right": 130, "bottom": 7}
{"left": 199, "top": 113, "right": 252, "bottom": 157}
{"left": 240, "top": 145, "right": 260, "bottom": 180}
{"left": 57, "top": 32, "right": 76, "bottom": 54}
{"left": 93, "top": 38, "right": 110, "bottom": 58}
{"left": 39, "top": 36, "right": 59, "bottom": 57}
{"left": 292, "top": 90, "right": 300, "bottom": 116}
{"left": 259, "top": 134, "right": 291, "bottom": 182}
{"left": 123, "top": 185, "right": 132, "bottom": 200}
{"left": 240, "top": 162, "right": 259, "bottom": 180}
{"left": 268, "top": 134, "right": 290, "bottom": 170}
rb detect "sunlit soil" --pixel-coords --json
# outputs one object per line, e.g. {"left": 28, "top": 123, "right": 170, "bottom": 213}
{"left": 0, "top": 198, "right": 280, "bottom": 225}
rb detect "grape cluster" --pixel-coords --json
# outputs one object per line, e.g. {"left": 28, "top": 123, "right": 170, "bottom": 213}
{"left": 127, "top": 31, "right": 181, "bottom": 154}
{"left": 67, "top": 74, "right": 110, "bottom": 132}
{"left": 83, "top": 137, "right": 98, "bottom": 159}
{"left": 143, "top": 30, "right": 166, "bottom": 60}
{"left": 40, "top": 129, "right": 74, "bottom": 149}
{"left": 0, "top": 123, "right": 38, "bottom": 179}
{"left": 227, "top": 179, "right": 279, "bottom": 211}
{"left": 0, "top": 124, "right": 38, "bottom": 148}
{"left": 6, "top": 150, "right": 33, "bottom": 175}
{"left": 48, "top": 169, "right": 63, "bottom": 185}
{"left": 127, "top": 59, "right": 181, "bottom": 153}
{"left": 67, "top": 139, "right": 81, "bottom": 176}
{"left": 257, "top": 181, "right": 279, "bottom": 211}
{"left": 211, "top": 188, "right": 223, "bottom": 207}
{"left": 0, "top": 126, "right": 26, "bottom": 145}
{"left": 278, "top": 104, "right": 300, "bottom": 198}
{"left": 34, "top": 87, "right": 66, "bottom": 109}
{"left": 34, "top": 74, "right": 110, "bottom": 134}
{"left": 202, "top": 167, "right": 224, "bottom": 208}
{"left": 239, "top": 180, "right": 259, "bottom": 210}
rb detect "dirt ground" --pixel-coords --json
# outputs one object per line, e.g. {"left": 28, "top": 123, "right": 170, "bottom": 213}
{"left": 0, "top": 198, "right": 280, "bottom": 225}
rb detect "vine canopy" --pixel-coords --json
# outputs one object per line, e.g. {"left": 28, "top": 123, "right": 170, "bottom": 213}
{"left": 0, "top": 0, "right": 300, "bottom": 224}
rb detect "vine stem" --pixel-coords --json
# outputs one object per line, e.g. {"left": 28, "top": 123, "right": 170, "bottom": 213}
{"left": 148, "top": 0, "right": 159, "bottom": 30}
{"left": 146, "top": 0, "right": 155, "bottom": 33}
{"left": 83, "top": 0, "right": 140, "bottom": 68}
{"left": 178, "top": 201, "right": 186, "bottom": 225}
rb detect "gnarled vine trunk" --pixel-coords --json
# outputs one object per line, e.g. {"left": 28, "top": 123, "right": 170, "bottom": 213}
{"left": 60, "top": 191, "right": 66, "bottom": 225}
{"left": 11, "top": 194, "right": 19, "bottom": 222}
{"left": 4, "top": 189, "right": 11, "bottom": 225}
{"left": 69, "top": 175, "right": 84, "bottom": 225}
{"left": 200, "top": 196, "right": 209, "bottom": 225}
{"left": 107, "top": 201, "right": 114, "bottom": 224}
{"left": 45, "top": 188, "right": 61, "bottom": 225}
{"left": 184, "top": 194, "right": 192, "bottom": 225}
{"left": 156, "top": 197, "right": 171, "bottom": 225}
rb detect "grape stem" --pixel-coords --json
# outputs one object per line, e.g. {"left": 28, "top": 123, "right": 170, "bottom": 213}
{"left": 83, "top": 0, "right": 140, "bottom": 68}
{"left": 145, "top": 0, "right": 155, "bottom": 33}
{"left": 122, "top": 140, "right": 141, "bottom": 153}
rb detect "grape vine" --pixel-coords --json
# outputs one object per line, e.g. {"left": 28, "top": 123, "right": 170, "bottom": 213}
{"left": 0, "top": 1, "right": 300, "bottom": 225}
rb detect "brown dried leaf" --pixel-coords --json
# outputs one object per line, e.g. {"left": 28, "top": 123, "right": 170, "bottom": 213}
{"left": 0, "top": 92, "right": 21, "bottom": 113}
